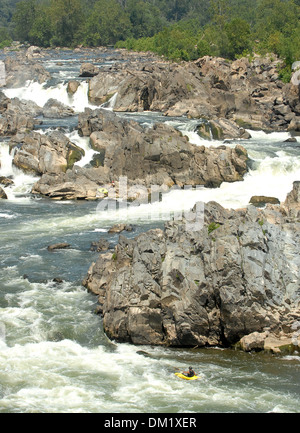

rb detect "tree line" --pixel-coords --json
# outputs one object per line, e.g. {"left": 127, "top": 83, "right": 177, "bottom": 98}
{"left": 1, "top": 0, "right": 299, "bottom": 80}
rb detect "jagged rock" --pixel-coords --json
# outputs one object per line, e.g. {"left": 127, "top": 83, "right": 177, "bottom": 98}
{"left": 11, "top": 130, "right": 84, "bottom": 175}
{"left": 0, "top": 186, "right": 7, "bottom": 199}
{"left": 87, "top": 53, "right": 295, "bottom": 131}
{"left": 0, "top": 91, "right": 10, "bottom": 113}
{"left": 0, "top": 113, "right": 37, "bottom": 136}
{"left": 43, "top": 98, "right": 75, "bottom": 118}
{"left": 90, "top": 239, "right": 110, "bottom": 252}
{"left": 287, "top": 117, "right": 300, "bottom": 132}
{"left": 6, "top": 97, "right": 43, "bottom": 117}
{"left": 197, "top": 118, "right": 252, "bottom": 141}
{"left": 79, "top": 108, "right": 249, "bottom": 187}
{"left": 67, "top": 80, "right": 80, "bottom": 95}
{"left": 31, "top": 166, "right": 111, "bottom": 200}
{"left": 238, "top": 331, "right": 300, "bottom": 354}
{"left": 26, "top": 46, "right": 44, "bottom": 60}
{"left": 283, "top": 180, "right": 300, "bottom": 218}
{"left": 239, "top": 331, "right": 270, "bottom": 352}
{"left": 83, "top": 182, "right": 300, "bottom": 348}
{"left": 4, "top": 57, "right": 51, "bottom": 88}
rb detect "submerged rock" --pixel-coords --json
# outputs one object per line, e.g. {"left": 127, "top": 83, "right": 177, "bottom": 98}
{"left": 47, "top": 243, "right": 70, "bottom": 251}
{"left": 249, "top": 196, "right": 280, "bottom": 207}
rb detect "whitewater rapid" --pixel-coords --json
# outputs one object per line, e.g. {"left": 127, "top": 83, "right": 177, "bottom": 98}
{"left": 2, "top": 76, "right": 300, "bottom": 213}
{"left": 1, "top": 49, "right": 300, "bottom": 414}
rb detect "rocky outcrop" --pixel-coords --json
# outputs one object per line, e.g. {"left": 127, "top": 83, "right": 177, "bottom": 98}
{"left": 78, "top": 108, "right": 248, "bottom": 189}
{"left": 87, "top": 53, "right": 300, "bottom": 132}
{"left": 83, "top": 182, "right": 300, "bottom": 350}
{"left": 11, "top": 130, "right": 85, "bottom": 175}
{"left": 4, "top": 57, "right": 51, "bottom": 88}
{"left": 32, "top": 108, "right": 248, "bottom": 200}
{"left": 0, "top": 91, "right": 10, "bottom": 113}
{"left": 0, "top": 96, "right": 75, "bottom": 134}
{"left": 238, "top": 331, "right": 300, "bottom": 354}
{"left": 0, "top": 112, "right": 37, "bottom": 136}
{"left": 42, "top": 98, "right": 75, "bottom": 118}
{"left": 26, "top": 46, "right": 44, "bottom": 60}
{"left": 31, "top": 165, "right": 111, "bottom": 200}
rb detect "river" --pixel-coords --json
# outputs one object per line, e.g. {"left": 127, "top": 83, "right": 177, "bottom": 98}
{"left": 0, "top": 48, "right": 299, "bottom": 414}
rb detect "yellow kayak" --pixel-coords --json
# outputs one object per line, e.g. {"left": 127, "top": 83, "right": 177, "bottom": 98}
{"left": 175, "top": 373, "right": 199, "bottom": 380}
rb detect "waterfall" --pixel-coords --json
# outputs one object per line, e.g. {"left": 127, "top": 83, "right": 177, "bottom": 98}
{"left": 0, "top": 141, "right": 39, "bottom": 201}
{"left": 3, "top": 80, "right": 95, "bottom": 113}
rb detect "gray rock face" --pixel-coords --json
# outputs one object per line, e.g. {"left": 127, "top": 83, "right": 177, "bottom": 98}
{"left": 32, "top": 108, "right": 248, "bottom": 200}
{"left": 42, "top": 98, "right": 75, "bottom": 118}
{"left": 4, "top": 57, "right": 51, "bottom": 88}
{"left": 0, "top": 112, "right": 36, "bottom": 136}
{"left": 11, "top": 130, "right": 85, "bottom": 175}
{"left": 83, "top": 182, "right": 300, "bottom": 348}
{"left": 88, "top": 54, "right": 300, "bottom": 132}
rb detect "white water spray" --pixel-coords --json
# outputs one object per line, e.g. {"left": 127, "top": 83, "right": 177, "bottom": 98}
{"left": 3, "top": 80, "right": 95, "bottom": 113}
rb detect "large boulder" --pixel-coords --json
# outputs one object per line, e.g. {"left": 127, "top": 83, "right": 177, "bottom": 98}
{"left": 83, "top": 183, "right": 300, "bottom": 348}
{"left": 0, "top": 96, "right": 44, "bottom": 136}
{"left": 42, "top": 98, "right": 75, "bottom": 118}
{"left": 31, "top": 165, "right": 111, "bottom": 200}
{"left": 11, "top": 130, "right": 85, "bottom": 175}
{"left": 79, "top": 63, "right": 100, "bottom": 77}
{"left": 4, "top": 57, "right": 51, "bottom": 88}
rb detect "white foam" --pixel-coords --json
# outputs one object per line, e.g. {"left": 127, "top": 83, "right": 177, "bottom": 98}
{"left": 3, "top": 80, "right": 96, "bottom": 113}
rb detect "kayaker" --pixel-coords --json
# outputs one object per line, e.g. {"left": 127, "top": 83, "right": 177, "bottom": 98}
{"left": 183, "top": 366, "right": 196, "bottom": 377}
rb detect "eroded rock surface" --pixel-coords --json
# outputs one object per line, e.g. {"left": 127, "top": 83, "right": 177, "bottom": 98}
{"left": 83, "top": 182, "right": 300, "bottom": 349}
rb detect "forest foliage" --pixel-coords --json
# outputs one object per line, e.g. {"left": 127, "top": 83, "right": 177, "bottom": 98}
{"left": 0, "top": 0, "right": 300, "bottom": 77}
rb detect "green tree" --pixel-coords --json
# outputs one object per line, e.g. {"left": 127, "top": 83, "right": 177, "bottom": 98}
{"left": 48, "top": 0, "right": 85, "bottom": 46}
{"left": 83, "top": 0, "right": 132, "bottom": 46}
{"left": 125, "top": 0, "right": 164, "bottom": 38}
{"left": 225, "top": 18, "right": 252, "bottom": 59}
{"left": 12, "top": 0, "right": 38, "bottom": 42}
{"left": 28, "top": 8, "right": 53, "bottom": 47}
{"left": 0, "top": 26, "right": 12, "bottom": 48}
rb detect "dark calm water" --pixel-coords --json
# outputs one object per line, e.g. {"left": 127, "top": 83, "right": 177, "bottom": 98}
{"left": 0, "top": 48, "right": 299, "bottom": 413}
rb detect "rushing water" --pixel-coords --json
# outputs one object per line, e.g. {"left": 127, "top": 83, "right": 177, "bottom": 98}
{"left": 0, "top": 49, "right": 300, "bottom": 414}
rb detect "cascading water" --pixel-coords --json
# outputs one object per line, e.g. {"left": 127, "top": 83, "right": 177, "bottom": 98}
{"left": 4, "top": 80, "right": 94, "bottom": 113}
{"left": 0, "top": 49, "right": 300, "bottom": 414}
